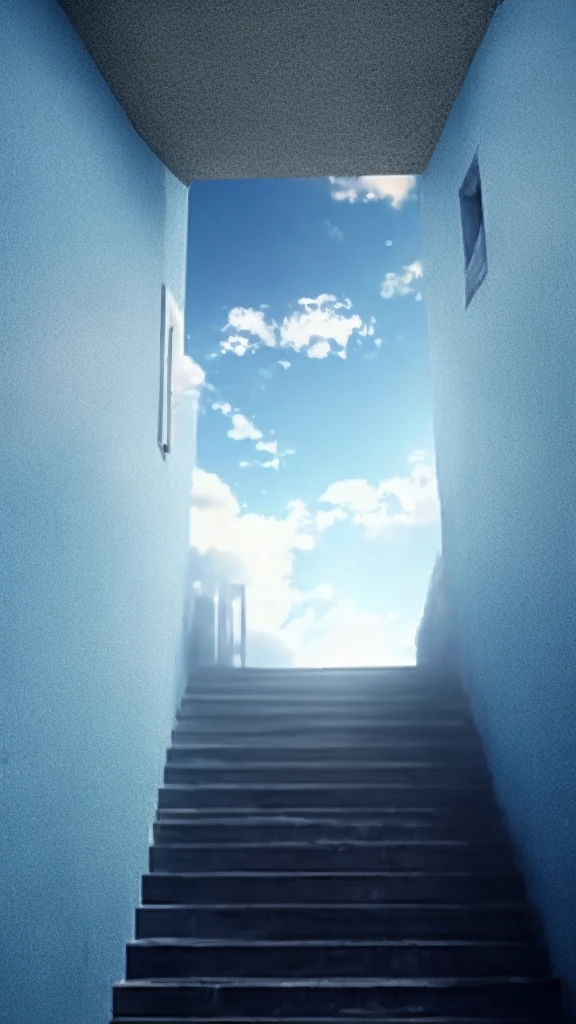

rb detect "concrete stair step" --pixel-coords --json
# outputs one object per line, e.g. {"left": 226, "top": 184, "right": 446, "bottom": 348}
{"left": 163, "top": 764, "right": 490, "bottom": 786}
{"left": 182, "top": 684, "right": 465, "bottom": 700}
{"left": 141, "top": 871, "right": 525, "bottom": 906}
{"left": 149, "top": 841, "right": 515, "bottom": 874}
{"left": 112, "top": 976, "right": 563, "bottom": 1018}
{"left": 112, "top": 1017, "right": 564, "bottom": 1024}
{"left": 152, "top": 813, "right": 506, "bottom": 845}
{"left": 154, "top": 805, "right": 499, "bottom": 820}
{"left": 173, "top": 716, "right": 476, "bottom": 733}
{"left": 184, "top": 666, "right": 458, "bottom": 693}
{"left": 125, "top": 937, "right": 550, "bottom": 981}
{"left": 166, "top": 742, "right": 486, "bottom": 763}
{"left": 157, "top": 784, "right": 496, "bottom": 811}
{"left": 135, "top": 903, "right": 537, "bottom": 942}
{"left": 178, "top": 699, "right": 470, "bottom": 717}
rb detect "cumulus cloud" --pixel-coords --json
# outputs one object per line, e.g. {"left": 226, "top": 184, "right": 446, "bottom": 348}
{"left": 189, "top": 468, "right": 418, "bottom": 667}
{"left": 190, "top": 469, "right": 315, "bottom": 640}
{"left": 212, "top": 401, "right": 232, "bottom": 415}
{"left": 315, "top": 507, "right": 348, "bottom": 532}
{"left": 329, "top": 175, "right": 417, "bottom": 208}
{"left": 227, "top": 413, "right": 263, "bottom": 441}
{"left": 381, "top": 260, "right": 423, "bottom": 300}
{"left": 318, "top": 454, "right": 439, "bottom": 537}
{"left": 307, "top": 340, "right": 331, "bottom": 360}
{"left": 223, "top": 307, "right": 277, "bottom": 347}
{"left": 280, "top": 294, "right": 363, "bottom": 357}
{"left": 220, "top": 334, "right": 254, "bottom": 357}
{"left": 256, "top": 440, "right": 278, "bottom": 454}
{"left": 219, "top": 297, "right": 366, "bottom": 362}
{"left": 283, "top": 602, "right": 417, "bottom": 668}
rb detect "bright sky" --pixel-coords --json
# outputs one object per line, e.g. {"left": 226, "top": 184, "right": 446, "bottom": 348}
{"left": 184, "top": 174, "right": 440, "bottom": 668}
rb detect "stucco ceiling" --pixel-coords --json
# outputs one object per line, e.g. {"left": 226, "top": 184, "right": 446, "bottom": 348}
{"left": 58, "top": 0, "right": 499, "bottom": 184}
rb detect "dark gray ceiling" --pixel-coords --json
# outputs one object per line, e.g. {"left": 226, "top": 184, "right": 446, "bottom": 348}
{"left": 58, "top": 0, "right": 499, "bottom": 184}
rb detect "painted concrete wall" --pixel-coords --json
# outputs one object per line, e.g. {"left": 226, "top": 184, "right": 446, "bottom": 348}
{"left": 0, "top": 1, "right": 195, "bottom": 1022}
{"left": 419, "top": 0, "right": 576, "bottom": 1005}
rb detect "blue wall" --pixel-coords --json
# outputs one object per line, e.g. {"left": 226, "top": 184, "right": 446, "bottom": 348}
{"left": 0, "top": 1, "right": 195, "bottom": 1021}
{"left": 419, "top": 0, "right": 576, "bottom": 1005}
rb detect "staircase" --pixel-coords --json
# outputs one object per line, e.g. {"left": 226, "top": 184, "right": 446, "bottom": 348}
{"left": 111, "top": 665, "right": 564, "bottom": 1023}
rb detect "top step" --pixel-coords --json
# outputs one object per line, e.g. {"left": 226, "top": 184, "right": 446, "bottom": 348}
{"left": 187, "top": 666, "right": 460, "bottom": 696}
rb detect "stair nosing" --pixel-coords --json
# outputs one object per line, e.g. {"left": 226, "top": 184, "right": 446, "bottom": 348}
{"left": 138, "top": 901, "right": 529, "bottom": 910}
{"left": 114, "top": 975, "right": 552, "bottom": 988}
{"left": 127, "top": 936, "right": 539, "bottom": 948}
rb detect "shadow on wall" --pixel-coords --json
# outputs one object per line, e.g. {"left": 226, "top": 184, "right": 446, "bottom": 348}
{"left": 416, "top": 554, "right": 458, "bottom": 671}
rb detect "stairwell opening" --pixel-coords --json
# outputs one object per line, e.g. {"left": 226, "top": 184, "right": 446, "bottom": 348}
{"left": 183, "top": 174, "right": 451, "bottom": 672}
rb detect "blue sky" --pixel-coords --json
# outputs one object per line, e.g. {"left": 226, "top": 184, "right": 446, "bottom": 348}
{"left": 183, "top": 175, "right": 440, "bottom": 667}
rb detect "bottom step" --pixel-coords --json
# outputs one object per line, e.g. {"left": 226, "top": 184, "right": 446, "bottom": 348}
{"left": 112, "top": 1019, "right": 563, "bottom": 1024}
{"left": 112, "top": 977, "right": 563, "bottom": 1018}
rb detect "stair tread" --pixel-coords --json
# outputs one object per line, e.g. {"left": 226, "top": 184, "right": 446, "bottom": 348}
{"left": 128, "top": 937, "right": 539, "bottom": 947}
{"left": 115, "top": 976, "right": 552, "bottom": 987}
{"left": 112, "top": 1019, "right": 561, "bottom": 1023}
{"left": 150, "top": 840, "right": 509, "bottom": 847}
{"left": 114, "top": 1018, "right": 561, "bottom": 1024}
{"left": 160, "top": 783, "right": 491, "bottom": 790}
{"left": 138, "top": 901, "right": 528, "bottom": 909}
{"left": 145, "top": 871, "right": 515, "bottom": 879}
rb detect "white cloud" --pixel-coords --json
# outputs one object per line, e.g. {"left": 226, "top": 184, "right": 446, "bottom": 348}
{"left": 307, "top": 340, "right": 331, "bottom": 360}
{"left": 227, "top": 413, "right": 263, "bottom": 441}
{"left": 190, "top": 469, "right": 315, "bottom": 638}
{"left": 256, "top": 440, "right": 278, "bottom": 454}
{"left": 280, "top": 294, "right": 363, "bottom": 356}
{"left": 223, "top": 307, "right": 276, "bottom": 347}
{"left": 380, "top": 260, "right": 423, "bottom": 300}
{"left": 174, "top": 354, "right": 205, "bottom": 392}
{"left": 261, "top": 457, "right": 280, "bottom": 470}
{"left": 374, "top": 338, "right": 383, "bottom": 348}
{"left": 220, "top": 334, "right": 254, "bottom": 357}
{"left": 358, "top": 317, "right": 376, "bottom": 337}
{"left": 219, "top": 297, "right": 367, "bottom": 362}
{"left": 318, "top": 454, "right": 439, "bottom": 537}
{"left": 315, "top": 507, "right": 348, "bottom": 532}
{"left": 329, "top": 175, "right": 417, "bottom": 209}
{"left": 212, "top": 401, "right": 232, "bottom": 415}
{"left": 283, "top": 602, "right": 417, "bottom": 668}
{"left": 189, "top": 469, "right": 417, "bottom": 667}
{"left": 325, "top": 219, "right": 344, "bottom": 241}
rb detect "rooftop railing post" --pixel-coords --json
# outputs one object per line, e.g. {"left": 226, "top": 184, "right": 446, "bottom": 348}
{"left": 239, "top": 584, "right": 247, "bottom": 668}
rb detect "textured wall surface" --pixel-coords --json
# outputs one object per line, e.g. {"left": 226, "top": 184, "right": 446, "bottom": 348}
{"left": 415, "top": 555, "right": 458, "bottom": 671}
{"left": 57, "top": 0, "right": 498, "bottom": 182}
{"left": 419, "top": 0, "right": 576, "bottom": 1005}
{"left": 0, "top": 1, "right": 194, "bottom": 1021}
